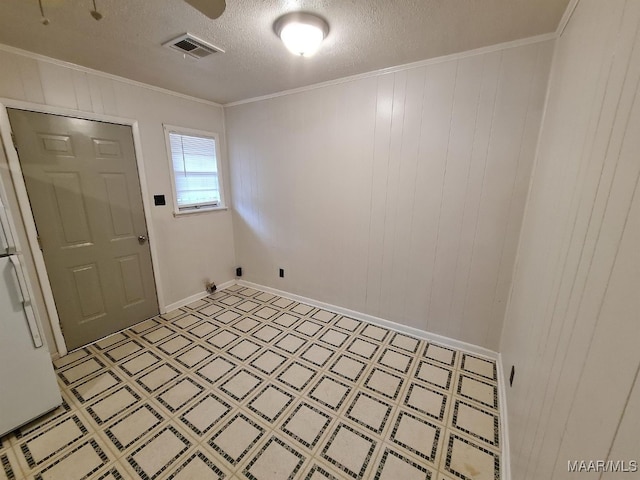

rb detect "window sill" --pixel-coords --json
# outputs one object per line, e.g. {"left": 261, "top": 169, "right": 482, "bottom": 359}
{"left": 173, "top": 206, "right": 228, "bottom": 217}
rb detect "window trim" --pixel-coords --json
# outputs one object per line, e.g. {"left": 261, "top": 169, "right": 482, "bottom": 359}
{"left": 163, "top": 124, "right": 226, "bottom": 216}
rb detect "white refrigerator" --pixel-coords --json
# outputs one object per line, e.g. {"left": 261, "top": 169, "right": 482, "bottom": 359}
{"left": 0, "top": 193, "right": 61, "bottom": 437}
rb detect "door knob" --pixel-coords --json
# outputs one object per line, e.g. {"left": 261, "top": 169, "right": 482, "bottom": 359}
{"left": 138, "top": 235, "right": 147, "bottom": 244}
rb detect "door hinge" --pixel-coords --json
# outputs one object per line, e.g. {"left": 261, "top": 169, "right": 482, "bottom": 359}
{"left": 10, "top": 132, "right": 17, "bottom": 151}
{"left": 37, "top": 235, "right": 43, "bottom": 251}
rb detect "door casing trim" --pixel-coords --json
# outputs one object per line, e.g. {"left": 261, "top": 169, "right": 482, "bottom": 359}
{"left": 0, "top": 98, "right": 166, "bottom": 357}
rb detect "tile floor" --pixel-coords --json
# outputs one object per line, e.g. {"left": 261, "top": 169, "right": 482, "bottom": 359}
{"left": 0, "top": 285, "right": 501, "bottom": 480}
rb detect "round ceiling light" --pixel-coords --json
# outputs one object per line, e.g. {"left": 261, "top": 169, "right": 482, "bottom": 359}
{"left": 274, "top": 12, "right": 329, "bottom": 57}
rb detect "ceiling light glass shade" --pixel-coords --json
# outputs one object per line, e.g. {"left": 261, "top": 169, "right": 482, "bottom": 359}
{"left": 280, "top": 22, "right": 324, "bottom": 56}
{"left": 274, "top": 12, "right": 329, "bottom": 57}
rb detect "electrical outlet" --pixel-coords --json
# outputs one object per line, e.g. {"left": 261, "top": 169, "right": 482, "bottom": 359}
{"left": 279, "top": 268, "right": 284, "bottom": 278}
{"left": 509, "top": 365, "right": 515, "bottom": 387}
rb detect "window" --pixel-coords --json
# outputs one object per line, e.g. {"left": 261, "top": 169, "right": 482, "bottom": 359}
{"left": 164, "top": 125, "right": 225, "bottom": 214}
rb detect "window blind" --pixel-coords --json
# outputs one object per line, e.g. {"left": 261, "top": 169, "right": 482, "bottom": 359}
{"left": 168, "top": 132, "right": 220, "bottom": 209}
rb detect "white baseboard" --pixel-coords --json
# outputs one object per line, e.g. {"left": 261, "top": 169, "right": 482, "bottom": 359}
{"left": 163, "top": 279, "right": 236, "bottom": 313}
{"left": 497, "top": 353, "right": 512, "bottom": 480}
{"left": 236, "top": 280, "right": 498, "bottom": 360}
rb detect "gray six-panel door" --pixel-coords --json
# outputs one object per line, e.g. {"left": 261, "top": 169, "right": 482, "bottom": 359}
{"left": 9, "top": 109, "right": 159, "bottom": 350}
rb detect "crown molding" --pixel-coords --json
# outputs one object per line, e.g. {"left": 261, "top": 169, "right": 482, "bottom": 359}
{"left": 223, "top": 32, "right": 557, "bottom": 108}
{"left": 556, "top": 0, "right": 580, "bottom": 37}
{"left": 0, "top": 43, "right": 223, "bottom": 108}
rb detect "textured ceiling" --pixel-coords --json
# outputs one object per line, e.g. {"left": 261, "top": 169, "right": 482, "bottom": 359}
{"left": 0, "top": 0, "right": 570, "bottom": 104}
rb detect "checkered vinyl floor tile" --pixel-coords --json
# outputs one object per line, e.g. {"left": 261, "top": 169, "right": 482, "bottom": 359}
{"left": 0, "top": 285, "right": 501, "bottom": 480}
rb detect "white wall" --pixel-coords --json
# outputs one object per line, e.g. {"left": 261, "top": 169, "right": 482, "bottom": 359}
{"left": 0, "top": 47, "right": 237, "bottom": 354}
{"left": 225, "top": 40, "right": 553, "bottom": 350}
{"left": 500, "top": 0, "right": 640, "bottom": 478}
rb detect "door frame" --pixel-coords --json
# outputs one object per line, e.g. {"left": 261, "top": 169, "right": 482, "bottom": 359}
{"left": 0, "top": 98, "right": 165, "bottom": 357}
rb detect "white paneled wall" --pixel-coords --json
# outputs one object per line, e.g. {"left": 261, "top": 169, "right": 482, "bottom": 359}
{"left": 602, "top": 373, "right": 640, "bottom": 479}
{"left": 226, "top": 41, "right": 553, "bottom": 350}
{"left": 0, "top": 47, "right": 237, "bottom": 353}
{"left": 500, "top": 0, "right": 640, "bottom": 478}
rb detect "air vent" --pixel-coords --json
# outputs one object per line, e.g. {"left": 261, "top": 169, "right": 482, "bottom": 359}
{"left": 163, "top": 33, "right": 224, "bottom": 59}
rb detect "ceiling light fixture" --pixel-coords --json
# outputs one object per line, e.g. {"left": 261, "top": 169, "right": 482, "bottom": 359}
{"left": 274, "top": 12, "right": 329, "bottom": 57}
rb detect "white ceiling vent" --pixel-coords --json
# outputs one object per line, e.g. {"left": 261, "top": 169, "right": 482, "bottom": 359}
{"left": 163, "top": 33, "right": 224, "bottom": 59}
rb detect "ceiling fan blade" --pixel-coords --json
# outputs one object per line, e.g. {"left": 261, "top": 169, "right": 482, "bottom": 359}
{"left": 183, "top": 0, "right": 226, "bottom": 19}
